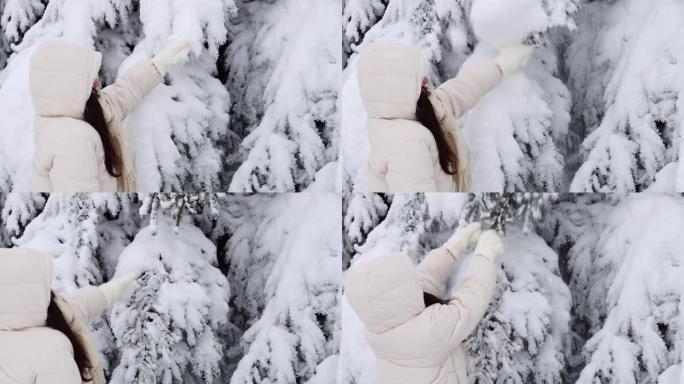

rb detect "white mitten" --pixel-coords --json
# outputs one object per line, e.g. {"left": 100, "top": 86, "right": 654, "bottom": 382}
{"left": 444, "top": 222, "right": 482, "bottom": 259}
{"left": 474, "top": 230, "right": 504, "bottom": 262}
{"left": 99, "top": 272, "right": 138, "bottom": 306}
{"left": 493, "top": 44, "right": 535, "bottom": 76}
{"left": 151, "top": 39, "right": 191, "bottom": 75}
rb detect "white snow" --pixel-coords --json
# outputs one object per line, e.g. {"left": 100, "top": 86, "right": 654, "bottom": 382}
{"left": 471, "top": 0, "right": 577, "bottom": 49}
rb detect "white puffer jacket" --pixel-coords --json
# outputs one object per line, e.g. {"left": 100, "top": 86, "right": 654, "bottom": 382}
{"left": 357, "top": 43, "right": 502, "bottom": 192}
{"left": 30, "top": 40, "right": 163, "bottom": 192}
{"left": 0, "top": 248, "right": 109, "bottom": 384}
{"left": 346, "top": 248, "right": 497, "bottom": 384}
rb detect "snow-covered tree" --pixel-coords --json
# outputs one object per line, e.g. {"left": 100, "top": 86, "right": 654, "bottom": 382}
{"left": 225, "top": 0, "right": 341, "bottom": 192}
{"left": 342, "top": 192, "right": 390, "bottom": 268}
{"left": 568, "top": 0, "right": 684, "bottom": 192}
{"left": 541, "top": 194, "right": 684, "bottom": 382}
{"left": 339, "top": 193, "right": 571, "bottom": 383}
{"left": 228, "top": 193, "right": 341, "bottom": 383}
{"left": 111, "top": 215, "right": 230, "bottom": 384}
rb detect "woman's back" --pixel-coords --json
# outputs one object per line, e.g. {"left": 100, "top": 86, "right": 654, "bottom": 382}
{"left": 357, "top": 43, "right": 503, "bottom": 193}
{"left": 0, "top": 327, "right": 81, "bottom": 384}
{"left": 29, "top": 40, "right": 116, "bottom": 192}
{"left": 367, "top": 117, "right": 453, "bottom": 192}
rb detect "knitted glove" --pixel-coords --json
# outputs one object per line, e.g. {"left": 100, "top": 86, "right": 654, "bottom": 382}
{"left": 151, "top": 39, "right": 191, "bottom": 75}
{"left": 99, "top": 272, "right": 138, "bottom": 306}
{"left": 474, "top": 230, "right": 504, "bottom": 262}
{"left": 444, "top": 222, "right": 482, "bottom": 260}
{"left": 493, "top": 44, "right": 535, "bottom": 76}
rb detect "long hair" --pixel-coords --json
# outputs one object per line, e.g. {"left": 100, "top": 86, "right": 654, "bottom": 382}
{"left": 46, "top": 292, "right": 93, "bottom": 382}
{"left": 423, "top": 291, "right": 449, "bottom": 307}
{"left": 84, "top": 89, "right": 123, "bottom": 178}
{"left": 416, "top": 87, "right": 458, "bottom": 175}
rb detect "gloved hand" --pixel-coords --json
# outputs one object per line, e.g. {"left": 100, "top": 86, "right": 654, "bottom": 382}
{"left": 99, "top": 272, "right": 139, "bottom": 306}
{"left": 151, "top": 39, "right": 191, "bottom": 74}
{"left": 493, "top": 44, "right": 535, "bottom": 76}
{"left": 474, "top": 230, "right": 504, "bottom": 262}
{"left": 444, "top": 222, "right": 482, "bottom": 260}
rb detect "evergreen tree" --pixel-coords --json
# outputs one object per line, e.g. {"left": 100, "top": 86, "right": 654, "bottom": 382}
{"left": 225, "top": 0, "right": 341, "bottom": 192}
{"left": 229, "top": 194, "right": 341, "bottom": 383}
{"left": 111, "top": 214, "right": 231, "bottom": 384}
{"left": 568, "top": 0, "right": 684, "bottom": 192}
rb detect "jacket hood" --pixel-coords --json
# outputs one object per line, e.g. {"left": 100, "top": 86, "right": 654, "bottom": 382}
{"left": 346, "top": 253, "right": 425, "bottom": 334}
{"left": 0, "top": 248, "right": 53, "bottom": 331}
{"left": 356, "top": 43, "right": 428, "bottom": 120}
{"left": 30, "top": 40, "right": 102, "bottom": 118}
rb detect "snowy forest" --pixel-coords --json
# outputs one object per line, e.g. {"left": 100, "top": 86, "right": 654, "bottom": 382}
{"left": 340, "top": 192, "right": 684, "bottom": 383}
{"left": 0, "top": 0, "right": 340, "bottom": 194}
{"left": 0, "top": 192, "right": 341, "bottom": 383}
{"left": 340, "top": 0, "right": 684, "bottom": 194}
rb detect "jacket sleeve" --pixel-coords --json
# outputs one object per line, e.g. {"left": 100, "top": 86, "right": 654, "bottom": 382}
{"left": 63, "top": 285, "right": 109, "bottom": 323}
{"left": 416, "top": 247, "right": 457, "bottom": 297}
{"left": 429, "top": 255, "right": 497, "bottom": 347}
{"left": 35, "top": 347, "right": 82, "bottom": 384}
{"left": 49, "top": 136, "right": 100, "bottom": 192}
{"left": 385, "top": 137, "right": 437, "bottom": 192}
{"left": 431, "top": 60, "right": 502, "bottom": 121}
{"left": 99, "top": 60, "right": 163, "bottom": 125}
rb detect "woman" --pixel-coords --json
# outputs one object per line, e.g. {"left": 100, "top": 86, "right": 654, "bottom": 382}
{"left": 0, "top": 247, "right": 138, "bottom": 383}
{"left": 357, "top": 43, "right": 535, "bottom": 192}
{"left": 30, "top": 38, "right": 191, "bottom": 192}
{"left": 346, "top": 223, "right": 503, "bottom": 384}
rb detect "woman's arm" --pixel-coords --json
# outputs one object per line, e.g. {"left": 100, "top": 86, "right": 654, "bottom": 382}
{"left": 98, "top": 60, "right": 163, "bottom": 124}
{"left": 62, "top": 286, "right": 108, "bottom": 323}
{"left": 431, "top": 60, "right": 502, "bottom": 121}
{"left": 431, "top": 44, "right": 535, "bottom": 121}
{"left": 99, "top": 39, "right": 190, "bottom": 124}
{"left": 63, "top": 273, "right": 138, "bottom": 322}
{"left": 417, "top": 223, "right": 481, "bottom": 296}
{"left": 429, "top": 230, "right": 503, "bottom": 346}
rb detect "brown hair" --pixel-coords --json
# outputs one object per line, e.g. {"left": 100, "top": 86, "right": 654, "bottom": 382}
{"left": 46, "top": 292, "right": 93, "bottom": 382}
{"left": 423, "top": 291, "right": 449, "bottom": 307}
{"left": 84, "top": 89, "right": 123, "bottom": 178}
{"left": 416, "top": 87, "right": 458, "bottom": 175}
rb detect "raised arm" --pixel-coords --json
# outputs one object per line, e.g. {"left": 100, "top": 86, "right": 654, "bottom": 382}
{"left": 431, "top": 44, "right": 535, "bottom": 121}
{"left": 429, "top": 230, "right": 503, "bottom": 347}
{"left": 62, "top": 285, "right": 109, "bottom": 323}
{"left": 63, "top": 272, "right": 138, "bottom": 323}
{"left": 431, "top": 60, "right": 502, "bottom": 121}
{"left": 417, "top": 223, "right": 481, "bottom": 296}
{"left": 99, "top": 39, "right": 190, "bottom": 124}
